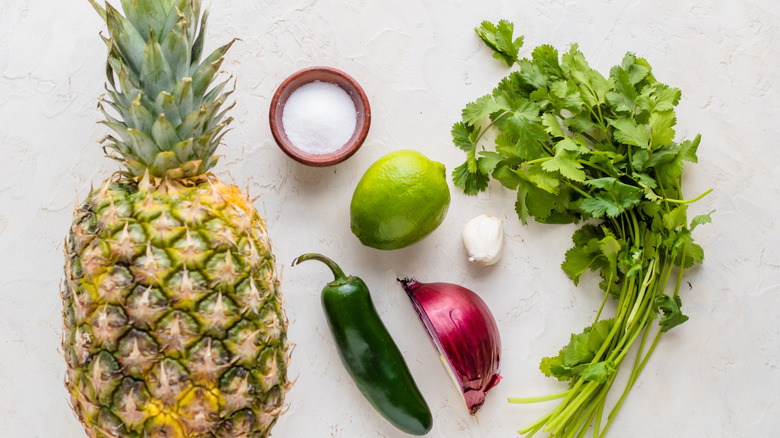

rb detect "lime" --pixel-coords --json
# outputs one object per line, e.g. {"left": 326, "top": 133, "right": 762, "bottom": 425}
{"left": 350, "top": 150, "right": 450, "bottom": 250}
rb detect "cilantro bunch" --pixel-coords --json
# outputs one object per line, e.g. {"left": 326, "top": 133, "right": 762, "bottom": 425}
{"left": 454, "top": 20, "right": 712, "bottom": 437}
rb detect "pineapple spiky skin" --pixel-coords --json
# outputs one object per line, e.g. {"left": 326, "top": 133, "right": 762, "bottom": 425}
{"left": 64, "top": 0, "right": 290, "bottom": 435}
{"left": 63, "top": 176, "right": 288, "bottom": 437}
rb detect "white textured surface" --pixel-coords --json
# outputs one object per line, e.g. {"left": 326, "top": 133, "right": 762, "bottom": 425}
{"left": 1, "top": 0, "right": 779, "bottom": 436}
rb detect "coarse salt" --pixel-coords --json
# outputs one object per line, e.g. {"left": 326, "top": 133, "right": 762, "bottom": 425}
{"left": 282, "top": 81, "right": 358, "bottom": 155}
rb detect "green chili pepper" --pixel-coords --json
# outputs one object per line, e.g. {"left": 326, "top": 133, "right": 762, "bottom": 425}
{"left": 293, "top": 253, "right": 433, "bottom": 436}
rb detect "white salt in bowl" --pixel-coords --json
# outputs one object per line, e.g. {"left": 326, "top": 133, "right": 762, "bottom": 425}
{"left": 269, "top": 67, "right": 371, "bottom": 166}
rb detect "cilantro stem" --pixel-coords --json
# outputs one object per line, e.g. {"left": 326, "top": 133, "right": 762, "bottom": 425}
{"left": 594, "top": 275, "right": 611, "bottom": 321}
{"left": 522, "top": 156, "right": 554, "bottom": 167}
{"left": 613, "top": 284, "right": 656, "bottom": 365}
{"left": 673, "top": 247, "right": 688, "bottom": 298}
{"left": 630, "top": 211, "right": 641, "bottom": 243}
{"left": 522, "top": 424, "right": 543, "bottom": 438}
{"left": 631, "top": 318, "right": 653, "bottom": 378}
{"left": 613, "top": 271, "right": 657, "bottom": 362}
{"left": 625, "top": 259, "right": 656, "bottom": 328}
{"left": 579, "top": 131, "right": 600, "bottom": 145}
{"left": 595, "top": 104, "right": 606, "bottom": 131}
{"left": 517, "top": 411, "right": 553, "bottom": 435}
{"left": 657, "top": 250, "right": 675, "bottom": 293}
{"left": 473, "top": 110, "right": 511, "bottom": 147}
{"left": 601, "top": 328, "right": 664, "bottom": 437}
{"left": 544, "top": 378, "right": 588, "bottom": 430}
{"left": 612, "top": 217, "right": 625, "bottom": 241}
{"left": 633, "top": 328, "right": 664, "bottom": 386}
{"left": 509, "top": 389, "right": 572, "bottom": 403}
{"left": 661, "top": 188, "right": 712, "bottom": 204}
{"left": 564, "top": 181, "right": 591, "bottom": 199}
{"left": 593, "top": 384, "right": 607, "bottom": 435}
{"left": 600, "top": 258, "right": 673, "bottom": 437}
{"left": 578, "top": 159, "right": 610, "bottom": 175}
{"left": 548, "top": 382, "right": 598, "bottom": 434}
{"left": 566, "top": 389, "right": 604, "bottom": 438}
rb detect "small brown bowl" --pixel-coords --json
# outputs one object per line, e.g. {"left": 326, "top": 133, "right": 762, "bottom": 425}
{"left": 269, "top": 66, "right": 371, "bottom": 166}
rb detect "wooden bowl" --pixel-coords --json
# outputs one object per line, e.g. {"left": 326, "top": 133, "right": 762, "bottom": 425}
{"left": 269, "top": 66, "right": 371, "bottom": 166}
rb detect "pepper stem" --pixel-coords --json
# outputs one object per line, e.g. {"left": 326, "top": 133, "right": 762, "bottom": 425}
{"left": 293, "top": 253, "right": 347, "bottom": 281}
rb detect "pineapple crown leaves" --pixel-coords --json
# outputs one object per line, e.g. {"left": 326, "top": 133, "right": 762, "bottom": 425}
{"left": 88, "top": 0, "right": 235, "bottom": 179}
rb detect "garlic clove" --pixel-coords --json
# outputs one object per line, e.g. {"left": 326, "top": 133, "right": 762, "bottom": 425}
{"left": 462, "top": 214, "right": 504, "bottom": 265}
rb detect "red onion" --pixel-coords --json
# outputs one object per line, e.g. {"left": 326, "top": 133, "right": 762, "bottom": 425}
{"left": 399, "top": 278, "right": 502, "bottom": 415}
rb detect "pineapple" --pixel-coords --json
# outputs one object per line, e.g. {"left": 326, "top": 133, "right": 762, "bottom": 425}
{"left": 61, "top": 1, "right": 289, "bottom": 436}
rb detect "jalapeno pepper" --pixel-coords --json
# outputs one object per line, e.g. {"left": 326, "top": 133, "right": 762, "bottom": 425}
{"left": 293, "top": 253, "right": 433, "bottom": 436}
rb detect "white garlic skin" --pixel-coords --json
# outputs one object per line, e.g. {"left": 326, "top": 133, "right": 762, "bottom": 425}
{"left": 462, "top": 214, "right": 504, "bottom": 265}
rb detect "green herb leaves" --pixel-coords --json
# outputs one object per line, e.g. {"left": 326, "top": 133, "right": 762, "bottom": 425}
{"left": 656, "top": 294, "right": 689, "bottom": 332}
{"left": 540, "top": 319, "right": 616, "bottom": 383}
{"left": 451, "top": 32, "right": 706, "bottom": 230}
{"left": 462, "top": 21, "right": 712, "bottom": 437}
{"left": 475, "top": 20, "right": 524, "bottom": 66}
{"left": 580, "top": 178, "right": 644, "bottom": 218}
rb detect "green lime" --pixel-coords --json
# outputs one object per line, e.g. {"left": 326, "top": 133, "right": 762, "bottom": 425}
{"left": 350, "top": 150, "right": 450, "bottom": 250}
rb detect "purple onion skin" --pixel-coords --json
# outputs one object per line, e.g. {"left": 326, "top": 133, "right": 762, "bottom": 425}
{"left": 399, "top": 279, "right": 502, "bottom": 415}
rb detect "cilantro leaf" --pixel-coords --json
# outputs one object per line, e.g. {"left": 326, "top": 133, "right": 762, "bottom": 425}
{"left": 514, "top": 181, "right": 531, "bottom": 225}
{"left": 662, "top": 205, "right": 688, "bottom": 230}
{"left": 680, "top": 134, "right": 701, "bottom": 162}
{"left": 466, "top": 147, "right": 478, "bottom": 172}
{"left": 475, "top": 20, "right": 524, "bottom": 66}
{"left": 451, "top": 121, "right": 475, "bottom": 152}
{"left": 562, "top": 225, "right": 622, "bottom": 285}
{"left": 556, "top": 137, "right": 589, "bottom": 154}
{"left": 580, "top": 195, "right": 631, "bottom": 218}
{"left": 477, "top": 151, "right": 504, "bottom": 175}
{"left": 564, "top": 46, "right": 610, "bottom": 108}
{"left": 561, "top": 224, "right": 603, "bottom": 283}
{"left": 637, "top": 83, "right": 681, "bottom": 113}
{"left": 691, "top": 210, "right": 714, "bottom": 230}
{"left": 580, "top": 178, "right": 643, "bottom": 218}
{"left": 599, "top": 235, "right": 621, "bottom": 274}
{"left": 631, "top": 149, "right": 650, "bottom": 171}
{"left": 611, "top": 118, "right": 650, "bottom": 149}
{"left": 528, "top": 87, "right": 552, "bottom": 109}
{"left": 562, "top": 237, "right": 601, "bottom": 284}
{"left": 517, "top": 58, "right": 549, "bottom": 89}
{"left": 541, "top": 145, "right": 586, "bottom": 182}
{"left": 501, "top": 112, "right": 549, "bottom": 159}
{"left": 650, "top": 110, "right": 677, "bottom": 148}
{"left": 532, "top": 44, "right": 562, "bottom": 76}
{"left": 524, "top": 181, "right": 558, "bottom": 221}
{"left": 621, "top": 52, "right": 651, "bottom": 84}
{"left": 527, "top": 163, "right": 561, "bottom": 194}
{"left": 452, "top": 161, "right": 489, "bottom": 195}
{"left": 656, "top": 294, "right": 689, "bottom": 332}
{"left": 493, "top": 72, "right": 532, "bottom": 107}
{"left": 540, "top": 353, "right": 567, "bottom": 381}
{"left": 654, "top": 85, "right": 682, "bottom": 112}
{"left": 540, "top": 319, "right": 615, "bottom": 382}
{"left": 493, "top": 162, "right": 523, "bottom": 190}
{"left": 549, "top": 80, "right": 585, "bottom": 112}
{"left": 673, "top": 229, "right": 704, "bottom": 268}
{"left": 563, "top": 113, "right": 596, "bottom": 133}
{"left": 462, "top": 94, "right": 504, "bottom": 127}
{"left": 581, "top": 360, "right": 617, "bottom": 383}
{"left": 541, "top": 113, "right": 564, "bottom": 137}
{"left": 619, "top": 249, "right": 643, "bottom": 278}
{"left": 607, "top": 65, "right": 638, "bottom": 114}
{"left": 587, "top": 150, "right": 623, "bottom": 177}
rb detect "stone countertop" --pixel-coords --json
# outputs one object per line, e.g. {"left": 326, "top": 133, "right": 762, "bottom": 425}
{"left": 1, "top": 0, "right": 778, "bottom": 436}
